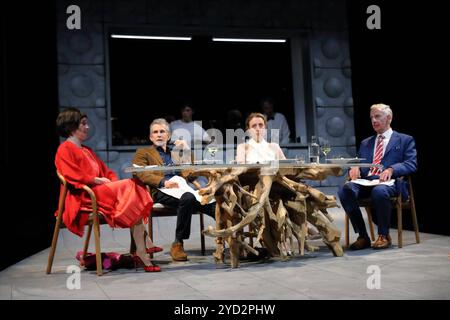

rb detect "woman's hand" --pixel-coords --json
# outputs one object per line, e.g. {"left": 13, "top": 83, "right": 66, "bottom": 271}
{"left": 94, "top": 177, "right": 111, "bottom": 185}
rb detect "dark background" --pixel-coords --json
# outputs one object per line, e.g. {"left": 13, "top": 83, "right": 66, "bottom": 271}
{"left": 109, "top": 36, "right": 294, "bottom": 145}
{"left": 1, "top": 0, "right": 447, "bottom": 271}
{"left": 347, "top": 0, "right": 448, "bottom": 235}
{"left": 1, "top": 1, "right": 59, "bottom": 271}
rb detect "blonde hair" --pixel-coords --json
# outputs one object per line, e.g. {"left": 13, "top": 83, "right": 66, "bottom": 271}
{"left": 245, "top": 112, "right": 267, "bottom": 129}
{"left": 149, "top": 118, "right": 171, "bottom": 134}
{"left": 370, "top": 103, "right": 393, "bottom": 120}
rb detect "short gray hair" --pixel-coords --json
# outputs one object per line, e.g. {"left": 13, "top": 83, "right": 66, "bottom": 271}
{"left": 149, "top": 118, "right": 171, "bottom": 134}
{"left": 370, "top": 103, "right": 393, "bottom": 119}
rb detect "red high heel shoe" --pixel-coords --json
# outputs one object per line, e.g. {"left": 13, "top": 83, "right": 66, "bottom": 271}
{"left": 133, "top": 255, "right": 161, "bottom": 272}
{"left": 146, "top": 246, "right": 163, "bottom": 254}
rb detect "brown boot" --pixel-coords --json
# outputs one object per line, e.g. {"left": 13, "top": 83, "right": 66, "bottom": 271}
{"left": 170, "top": 242, "right": 188, "bottom": 261}
{"left": 372, "top": 235, "right": 392, "bottom": 250}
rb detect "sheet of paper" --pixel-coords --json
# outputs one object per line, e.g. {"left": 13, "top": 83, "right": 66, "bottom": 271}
{"left": 349, "top": 179, "right": 395, "bottom": 187}
{"left": 132, "top": 164, "right": 157, "bottom": 169}
{"left": 159, "top": 175, "right": 215, "bottom": 204}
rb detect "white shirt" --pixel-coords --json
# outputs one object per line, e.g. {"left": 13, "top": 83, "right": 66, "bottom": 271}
{"left": 236, "top": 138, "right": 286, "bottom": 164}
{"left": 373, "top": 128, "right": 393, "bottom": 159}
{"left": 266, "top": 112, "right": 291, "bottom": 145}
{"left": 170, "top": 120, "right": 210, "bottom": 147}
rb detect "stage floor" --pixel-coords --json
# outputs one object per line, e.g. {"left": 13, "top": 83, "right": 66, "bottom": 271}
{"left": 1, "top": 205, "right": 449, "bottom": 300}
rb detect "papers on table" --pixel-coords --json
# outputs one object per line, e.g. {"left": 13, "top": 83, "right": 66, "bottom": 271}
{"left": 348, "top": 179, "right": 395, "bottom": 187}
{"left": 326, "top": 157, "right": 365, "bottom": 164}
{"left": 132, "top": 164, "right": 157, "bottom": 169}
{"left": 159, "top": 175, "right": 215, "bottom": 204}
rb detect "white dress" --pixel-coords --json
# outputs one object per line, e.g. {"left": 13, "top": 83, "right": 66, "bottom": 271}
{"left": 236, "top": 138, "right": 286, "bottom": 164}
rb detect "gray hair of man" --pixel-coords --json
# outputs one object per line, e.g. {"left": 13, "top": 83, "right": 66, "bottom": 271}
{"left": 370, "top": 103, "right": 393, "bottom": 122}
{"left": 149, "top": 118, "right": 171, "bottom": 134}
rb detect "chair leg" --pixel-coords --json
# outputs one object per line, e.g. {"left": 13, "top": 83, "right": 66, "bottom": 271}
{"left": 92, "top": 214, "right": 103, "bottom": 276}
{"left": 344, "top": 214, "right": 349, "bottom": 247}
{"left": 397, "top": 199, "right": 403, "bottom": 248}
{"left": 148, "top": 216, "right": 154, "bottom": 258}
{"left": 129, "top": 229, "right": 136, "bottom": 255}
{"left": 410, "top": 200, "right": 420, "bottom": 244}
{"left": 365, "top": 207, "right": 376, "bottom": 241}
{"left": 406, "top": 176, "right": 420, "bottom": 244}
{"left": 82, "top": 223, "right": 93, "bottom": 260}
{"left": 200, "top": 213, "right": 205, "bottom": 256}
{"left": 46, "top": 213, "right": 63, "bottom": 274}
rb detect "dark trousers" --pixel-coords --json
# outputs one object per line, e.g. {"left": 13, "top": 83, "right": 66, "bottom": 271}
{"left": 338, "top": 182, "right": 397, "bottom": 237}
{"left": 153, "top": 190, "right": 216, "bottom": 241}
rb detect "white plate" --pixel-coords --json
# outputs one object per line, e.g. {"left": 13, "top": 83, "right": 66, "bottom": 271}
{"left": 326, "top": 158, "right": 365, "bottom": 164}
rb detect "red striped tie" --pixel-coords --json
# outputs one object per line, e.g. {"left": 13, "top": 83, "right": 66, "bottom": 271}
{"left": 369, "top": 135, "right": 384, "bottom": 176}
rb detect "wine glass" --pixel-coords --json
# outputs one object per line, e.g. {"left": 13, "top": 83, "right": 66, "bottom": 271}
{"left": 294, "top": 154, "right": 305, "bottom": 165}
{"left": 207, "top": 146, "right": 219, "bottom": 164}
{"left": 321, "top": 142, "right": 331, "bottom": 160}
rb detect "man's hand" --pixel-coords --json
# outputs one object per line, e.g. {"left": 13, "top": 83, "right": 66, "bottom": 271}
{"left": 379, "top": 167, "right": 394, "bottom": 182}
{"left": 173, "top": 139, "right": 189, "bottom": 150}
{"left": 164, "top": 180, "right": 179, "bottom": 188}
{"left": 94, "top": 177, "right": 111, "bottom": 185}
{"left": 349, "top": 167, "right": 361, "bottom": 180}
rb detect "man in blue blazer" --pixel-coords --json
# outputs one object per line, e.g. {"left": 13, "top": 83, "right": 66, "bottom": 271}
{"left": 338, "top": 104, "right": 417, "bottom": 250}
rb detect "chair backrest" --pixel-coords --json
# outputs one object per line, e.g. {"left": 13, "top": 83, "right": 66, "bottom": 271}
{"left": 56, "top": 171, "right": 68, "bottom": 216}
{"left": 56, "top": 170, "right": 101, "bottom": 223}
{"left": 401, "top": 175, "right": 415, "bottom": 209}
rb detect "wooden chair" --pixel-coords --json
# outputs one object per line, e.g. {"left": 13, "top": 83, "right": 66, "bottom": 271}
{"left": 46, "top": 171, "right": 103, "bottom": 276}
{"left": 150, "top": 203, "right": 206, "bottom": 256}
{"left": 344, "top": 175, "right": 420, "bottom": 248}
{"left": 128, "top": 193, "right": 207, "bottom": 257}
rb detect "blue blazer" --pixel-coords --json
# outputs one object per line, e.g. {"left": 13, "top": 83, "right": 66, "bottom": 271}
{"left": 358, "top": 131, "right": 418, "bottom": 198}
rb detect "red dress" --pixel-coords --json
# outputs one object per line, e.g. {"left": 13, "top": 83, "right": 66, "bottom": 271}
{"left": 55, "top": 140, "right": 153, "bottom": 237}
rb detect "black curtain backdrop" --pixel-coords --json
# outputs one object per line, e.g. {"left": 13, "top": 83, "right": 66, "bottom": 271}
{"left": 347, "top": 0, "right": 448, "bottom": 235}
{"left": 1, "top": 1, "right": 59, "bottom": 271}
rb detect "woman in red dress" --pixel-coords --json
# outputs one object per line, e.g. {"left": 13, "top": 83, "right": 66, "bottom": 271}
{"left": 55, "top": 108, "right": 160, "bottom": 272}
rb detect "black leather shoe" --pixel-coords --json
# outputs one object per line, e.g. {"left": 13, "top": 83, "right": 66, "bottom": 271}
{"left": 349, "top": 236, "right": 371, "bottom": 250}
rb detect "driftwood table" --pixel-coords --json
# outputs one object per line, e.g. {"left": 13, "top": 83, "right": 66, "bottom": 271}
{"left": 126, "top": 162, "right": 377, "bottom": 268}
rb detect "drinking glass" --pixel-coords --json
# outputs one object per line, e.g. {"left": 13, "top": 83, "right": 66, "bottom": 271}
{"left": 207, "top": 146, "right": 219, "bottom": 163}
{"left": 295, "top": 155, "right": 305, "bottom": 164}
{"left": 321, "top": 142, "right": 331, "bottom": 160}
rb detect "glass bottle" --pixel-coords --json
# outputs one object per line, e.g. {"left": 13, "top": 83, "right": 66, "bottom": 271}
{"left": 309, "top": 136, "right": 320, "bottom": 163}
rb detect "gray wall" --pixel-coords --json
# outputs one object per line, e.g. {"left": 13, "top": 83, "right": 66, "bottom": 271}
{"left": 56, "top": 0, "right": 353, "bottom": 186}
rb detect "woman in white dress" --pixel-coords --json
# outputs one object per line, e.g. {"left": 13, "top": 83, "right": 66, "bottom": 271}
{"left": 236, "top": 113, "right": 286, "bottom": 164}
{"left": 236, "top": 113, "right": 320, "bottom": 253}
{"left": 235, "top": 113, "right": 293, "bottom": 255}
